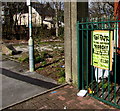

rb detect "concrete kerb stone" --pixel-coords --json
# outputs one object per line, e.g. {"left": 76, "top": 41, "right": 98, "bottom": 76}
{"left": 2, "top": 83, "right": 68, "bottom": 110}
{"left": 1, "top": 44, "right": 19, "bottom": 55}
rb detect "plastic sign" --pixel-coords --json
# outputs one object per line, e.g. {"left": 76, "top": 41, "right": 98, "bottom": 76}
{"left": 27, "top": 0, "right": 30, "bottom": 6}
{"left": 91, "top": 30, "right": 113, "bottom": 71}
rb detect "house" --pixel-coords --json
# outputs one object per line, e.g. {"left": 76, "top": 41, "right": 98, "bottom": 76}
{"left": 13, "top": 3, "right": 55, "bottom": 29}
{"left": 13, "top": 6, "right": 54, "bottom": 29}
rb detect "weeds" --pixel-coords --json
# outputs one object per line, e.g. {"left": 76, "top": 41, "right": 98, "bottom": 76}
{"left": 17, "top": 38, "right": 65, "bottom": 84}
{"left": 38, "top": 67, "right": 44, "bottom": 71}
{"left": 35, "top": 56, "right": 44, "bottom": 63}
{"left": 41, "top": 61, "right": 47, "bottom": 66}
{"left": 57, "top": 68, "right": 65, "bottom": 77}
{"left": 18, "top": 53, "right": 29, "bottom": 63}
{"left": 58, "top": 77, "right": 65, "bottom": 84}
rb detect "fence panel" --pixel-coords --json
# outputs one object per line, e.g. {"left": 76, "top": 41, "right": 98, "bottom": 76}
{"left": 77, "top": 17, "right": 120, "bottom": 109}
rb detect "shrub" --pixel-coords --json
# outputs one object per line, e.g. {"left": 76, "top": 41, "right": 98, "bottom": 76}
{"left": 35, "top": 56, "right": 44, "bottom": 63}
{"left": 58, "top": 77, "right": 65, "bottom": 84}
{"left": 57, "top": 68, "right": 65, "bottom": 77}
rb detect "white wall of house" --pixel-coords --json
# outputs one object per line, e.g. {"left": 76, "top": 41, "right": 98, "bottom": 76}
{"left": 43, "top": 20, "right": 54, "bottom": 29}
{"left": 13, "top": 7, "right": 53, "bottom": 29}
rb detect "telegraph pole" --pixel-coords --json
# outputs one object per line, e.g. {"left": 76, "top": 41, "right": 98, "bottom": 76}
{"left": 27, "top": 0, "right": 34, "bottom": 72}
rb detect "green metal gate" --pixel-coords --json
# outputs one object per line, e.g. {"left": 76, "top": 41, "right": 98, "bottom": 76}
{"left": 77, "top": 17, "right": 120, "bottom": 109}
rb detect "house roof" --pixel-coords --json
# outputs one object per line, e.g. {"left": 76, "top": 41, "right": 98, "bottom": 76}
{"left": 32, "top": 2, "right": 55, "bottom": 17}
{"left": 2, "top": 2, "right": 55, "bottom": 18}
{"left": 15, "top": 2, "right": 55, "bottom": 17}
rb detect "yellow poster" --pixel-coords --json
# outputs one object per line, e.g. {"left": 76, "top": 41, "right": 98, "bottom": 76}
{"left": 92, "top": 30, "right": 113, "bottom": 71}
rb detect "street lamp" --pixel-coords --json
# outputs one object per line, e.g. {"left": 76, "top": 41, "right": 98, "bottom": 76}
{"left": 27, "top": 0, "right": 35, "bottom": 72}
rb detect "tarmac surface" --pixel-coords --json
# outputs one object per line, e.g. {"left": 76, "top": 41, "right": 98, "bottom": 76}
{"left": 1, "top": 53, "right": 58, "bottom": 109}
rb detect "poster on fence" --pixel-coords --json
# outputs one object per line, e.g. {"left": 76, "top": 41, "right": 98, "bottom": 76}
{"left": 92, "top": 30, "right": 113, "bottom": 71}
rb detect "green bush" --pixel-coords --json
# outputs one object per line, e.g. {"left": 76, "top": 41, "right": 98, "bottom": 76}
{"left": 35, "top": 56, "right": 44, "bottom": 63}
{"left": 58, "top": 69, "right": 65, "bottom": 77}
{"left": 58, "top": 77, "right": 65, "bottom": 84}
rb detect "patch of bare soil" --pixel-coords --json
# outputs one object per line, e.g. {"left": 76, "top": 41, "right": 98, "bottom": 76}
{"left": 3, "top": 38, "right": 65, "bottom": 83}
{"left": 2, "top": 39, "right": 28, "bottom": 44}
{"left": 35, "top": 51, "right": 65, "bottom": 82}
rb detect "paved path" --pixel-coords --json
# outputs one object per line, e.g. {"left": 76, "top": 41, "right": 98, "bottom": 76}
{"left": 1, "top": 53, "right": 119, "bottom": 110}
{"left": 4, "top": 85, "right": 118, "bottom": 110}
{"left": 0, "top": 53, "right": 58, "bottom": 109}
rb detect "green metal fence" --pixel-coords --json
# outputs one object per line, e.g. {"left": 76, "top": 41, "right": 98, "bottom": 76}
{"left": 77, "top": 17, "right": 120, "bottom": 109}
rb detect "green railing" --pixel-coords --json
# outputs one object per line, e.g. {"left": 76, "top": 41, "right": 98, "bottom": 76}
{"left": 77, "top": 17, "right": 120, "bottom": 109}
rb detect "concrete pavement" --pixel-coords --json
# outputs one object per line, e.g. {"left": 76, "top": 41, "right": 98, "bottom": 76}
{"left": 1, "top": 53, "right": 58, "bottom": 109}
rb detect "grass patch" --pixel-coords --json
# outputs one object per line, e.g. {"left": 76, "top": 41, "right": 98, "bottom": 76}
{"left": 41, "top": 61, "right": 47, "bottom": 66}
{"left": 56, "top": 68, "right": 65, "bottom": 77}
{"left": 38, "top": 67, "right": 44, "bottom": 71}
{"left": 58, "top": 69, "right": 65, "bottom": 77}
{"left": 58, "top": 77, "right": 65, "bottom": 84}
{"left": 56, "top": 67, "right": 65, "bottom": 84}
{"left": 18, "top": 53, "right": 29, "bottom": 63}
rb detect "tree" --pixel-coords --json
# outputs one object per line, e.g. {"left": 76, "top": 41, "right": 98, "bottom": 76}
{"left": 32, "top": 2, "right": 55, "bottom": 28}
{"left": 49, "top": 1, "right": 64, "bottom": 37}
{"left": 2, "top": 2, "right": 28, "bottom": 40}
{"left": 89, "top": 1, "right": 114, "bottom": 18}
